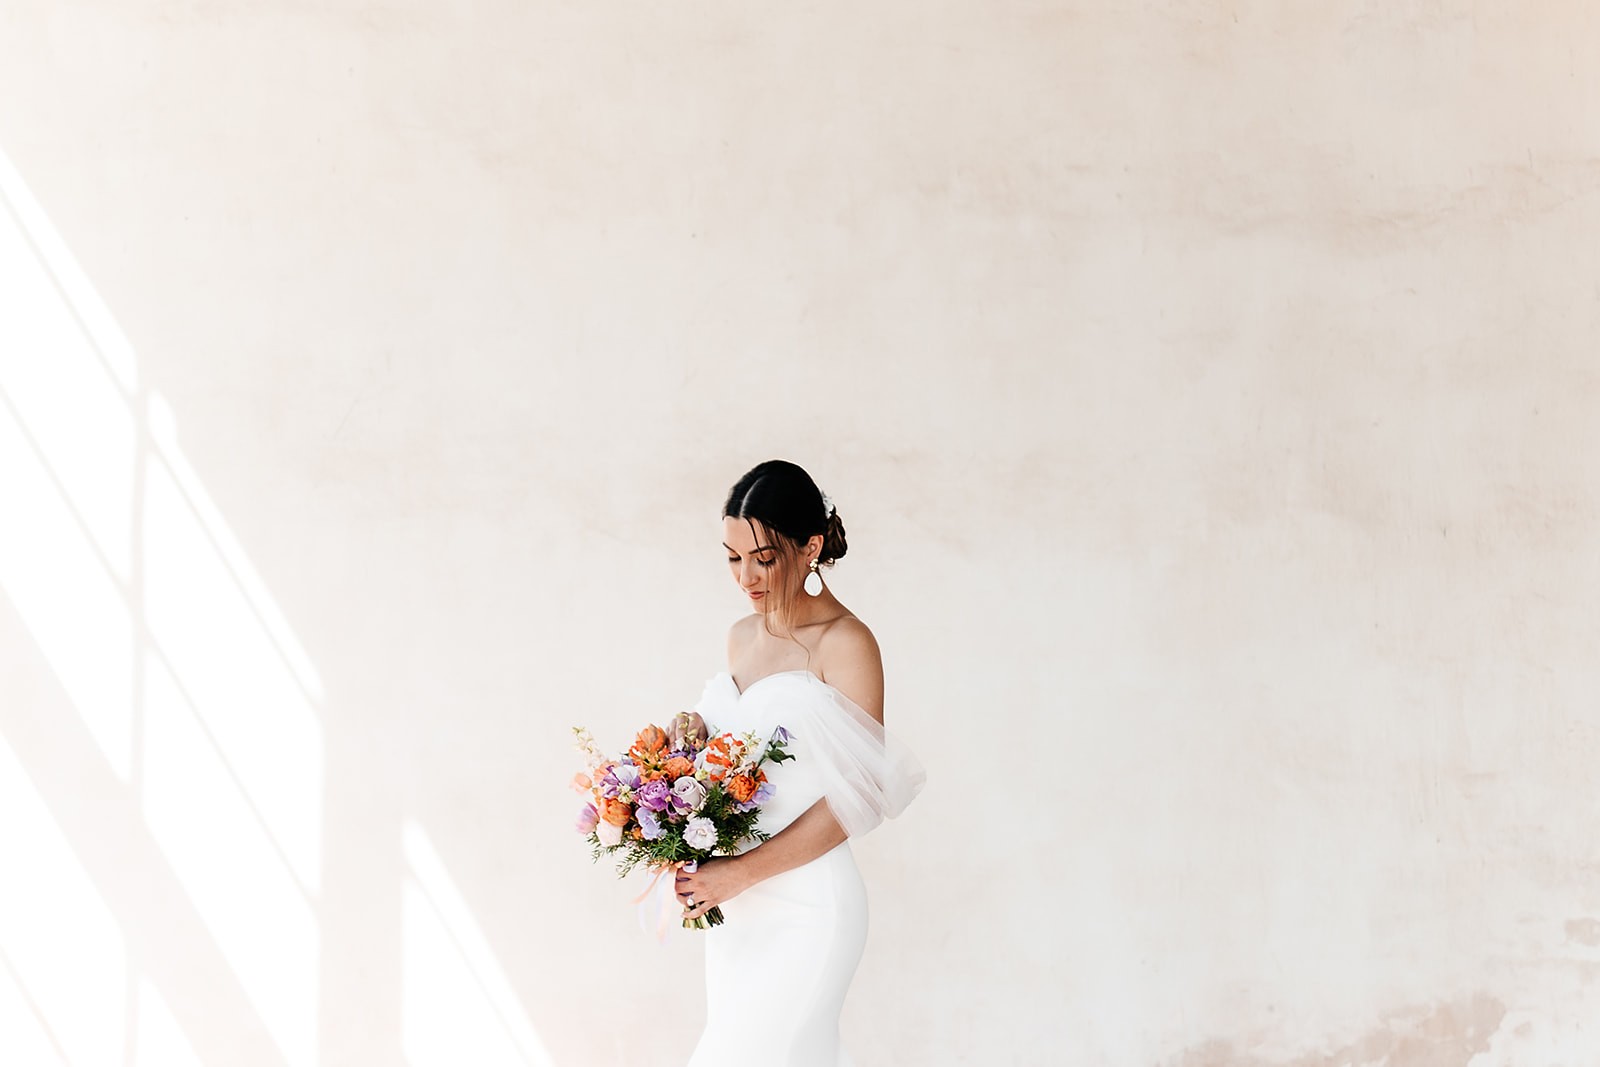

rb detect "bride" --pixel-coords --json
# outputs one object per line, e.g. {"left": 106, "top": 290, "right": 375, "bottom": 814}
{"left": 672, "top": 459, "right": 926, "bottom": 1067}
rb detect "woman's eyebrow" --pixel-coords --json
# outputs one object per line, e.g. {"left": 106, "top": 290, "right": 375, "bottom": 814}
{"left": 723, "top": 543, "right": 777, "bottom": 553}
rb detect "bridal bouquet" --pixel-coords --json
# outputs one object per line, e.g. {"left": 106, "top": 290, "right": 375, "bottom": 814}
{"left": 570, "top": 712, "right": 793, "bottom": 929}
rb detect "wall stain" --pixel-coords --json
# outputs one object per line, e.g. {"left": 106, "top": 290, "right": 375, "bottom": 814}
{"left": 1170, "top": 992, "right": 1505, "bottom": 1067}
{"left": 1563, "top": 916, "right": 1600, "bottom": 946}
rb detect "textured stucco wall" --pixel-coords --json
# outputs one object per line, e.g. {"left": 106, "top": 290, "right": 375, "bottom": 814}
{"left": 2, "top": 3, "right": 1598, "bottom": 1065}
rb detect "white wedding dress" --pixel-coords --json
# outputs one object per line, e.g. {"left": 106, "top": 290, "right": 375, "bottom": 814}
{"left": 684, "top": 670, "right": 925, "bottom": 1067}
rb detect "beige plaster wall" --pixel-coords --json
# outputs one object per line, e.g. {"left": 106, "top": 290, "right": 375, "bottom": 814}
{"left": 2, "top": 2, "right": 1597, "bottom": 1065}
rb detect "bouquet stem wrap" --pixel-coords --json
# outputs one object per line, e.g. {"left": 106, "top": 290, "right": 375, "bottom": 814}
{"left": 633, "top": 858, "right": 726, "bottom": 942}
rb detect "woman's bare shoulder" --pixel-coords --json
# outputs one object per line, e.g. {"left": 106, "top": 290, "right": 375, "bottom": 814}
{"left": 726, "top": 613, "right": 761, "bottom": 662}
{"left": 818, "top": 615, "right": 885, "bottom": 723}
{"left": 819, "top": 612, "right": 877, "bottom": 655}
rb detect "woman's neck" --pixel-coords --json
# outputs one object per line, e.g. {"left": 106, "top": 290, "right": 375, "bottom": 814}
{"left": 766, "top": 591, "right": 846, "bottom": 634}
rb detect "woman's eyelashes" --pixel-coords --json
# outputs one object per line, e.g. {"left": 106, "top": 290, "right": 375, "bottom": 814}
{"left": 727, "top": 556, "right": 777, "bottom": 568}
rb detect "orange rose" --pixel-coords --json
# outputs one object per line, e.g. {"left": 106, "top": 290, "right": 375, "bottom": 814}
{"left": 662, "top": 756, "right": 696, "bottom": 781}
{"left": 599, "top": 797, "right": 633, "bottom": 827}
{"left": 727, "top": 774, "right": 757, "bottom": 803}
{"left": 630, "top": 725, "right": 670, "bottom": 778}
{"left": 630, "top": 724, "right": 669, "bottom": 762}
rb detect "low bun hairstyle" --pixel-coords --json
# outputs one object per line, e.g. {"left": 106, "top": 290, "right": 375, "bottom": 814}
{"left": 723, "top": 459, "right": 846, "bottom": 566}
{"left": 820, "top": 509, "right": 848, "bottom": 567}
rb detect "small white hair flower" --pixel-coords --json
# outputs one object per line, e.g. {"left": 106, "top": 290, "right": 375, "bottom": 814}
{"left": 821, "top": 492, "right": 835, "bottom": 519}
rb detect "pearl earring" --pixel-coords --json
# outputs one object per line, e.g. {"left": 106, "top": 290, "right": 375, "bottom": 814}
{"left": 804, "top": 559, "right": 823, "bottom": 596}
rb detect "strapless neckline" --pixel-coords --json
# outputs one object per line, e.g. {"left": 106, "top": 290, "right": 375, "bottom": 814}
{"left": 720, "top": 669, "right": 830, "bottom": 700}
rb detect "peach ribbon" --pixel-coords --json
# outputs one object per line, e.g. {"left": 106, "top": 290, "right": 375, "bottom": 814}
{"left": 634, "top": 858, "right": 696, "bottom": 943}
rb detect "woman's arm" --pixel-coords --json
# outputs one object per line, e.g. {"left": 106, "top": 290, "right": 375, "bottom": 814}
{"left": 677, "top": 799, "right": 845, "bottom": 918}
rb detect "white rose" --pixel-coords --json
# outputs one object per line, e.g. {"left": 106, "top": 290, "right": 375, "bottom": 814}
{"left": 683, "top": 817, "right": 718, "bottom": 851}
{"left": 672, "top": 777, "right": 708, "bottom": 813}
{"left": 595, "top": 819, "right": 624, "bottom": 847}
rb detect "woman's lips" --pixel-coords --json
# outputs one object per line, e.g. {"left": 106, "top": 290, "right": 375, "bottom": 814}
{"left": 747, "top": 591, "right": 765, "bottom": 600}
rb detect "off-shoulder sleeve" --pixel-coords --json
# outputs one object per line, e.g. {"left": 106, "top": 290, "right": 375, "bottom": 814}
{"left": 799, "top": 679, "right": 927, "bottom": 838}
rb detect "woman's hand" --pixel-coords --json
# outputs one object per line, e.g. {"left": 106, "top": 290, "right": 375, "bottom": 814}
{"left": 670, "top": 711, "right": 708, "bottom": 751}
{"left": 675, "top": 855, "right": 753, "bottom": 921}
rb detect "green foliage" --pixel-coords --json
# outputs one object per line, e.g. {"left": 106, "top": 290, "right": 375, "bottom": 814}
{"left": 763, "top": 734, "right": 795, "bottom": 765}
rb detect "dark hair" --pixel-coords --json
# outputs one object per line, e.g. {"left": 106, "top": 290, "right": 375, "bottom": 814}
{"left": 723, "top": 460, "right": 848, "bottom": 638}
{"left": 729, "top": 457, "right": 851, "bottom": 646}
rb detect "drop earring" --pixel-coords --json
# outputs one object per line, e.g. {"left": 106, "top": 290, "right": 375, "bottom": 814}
{"left": 804, "top": 559, "right": 823, "bottom": 596}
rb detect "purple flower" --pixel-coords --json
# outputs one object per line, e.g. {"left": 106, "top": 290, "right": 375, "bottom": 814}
{"left": 613, "top": 763, "right": 641, "bottom": 791}
{"left": 637, "top": 807, "right": 664, "bottom": 840}
{"left": 635, "top": 779, "right": 670, "bottom": 813}
{"left": 575, "top": 802, "right": 599, "bottom": 834}
{"left": 774, "top": 726, "right": 791, "bottom": 743}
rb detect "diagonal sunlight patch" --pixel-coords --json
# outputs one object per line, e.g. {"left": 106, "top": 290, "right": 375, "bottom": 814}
{"left": 0, "top": 144, "right": 324, "bottom": 1066}
{"left": 0, "top": 153, "right": 139, "bottom": 779}
{"left": 0, "top": 733, "right": 125, "bottom": 1066}
{"left": 135, "top": 968, "right": 205, "bottom": 1067}
{"left": 0, "top": 952, "right": 69, "bottom": 1067}
{"left": 0, "top": 392, "right": 137, "bottom": 779}
{"left": 142, "top": 389, "right": 325, "bottom": 893}
{"left": 143, "top": 647, "right": 319, "bottom": 1065}
{"left": 0, "top": 143, "right": 137, "bottom": 398}
{"left": 402, "top": 821, "right": 555, "bottom": 1067}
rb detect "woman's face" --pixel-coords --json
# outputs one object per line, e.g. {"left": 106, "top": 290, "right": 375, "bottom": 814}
{"left": 723, "top": 516, "right": 785, "bottom": 611}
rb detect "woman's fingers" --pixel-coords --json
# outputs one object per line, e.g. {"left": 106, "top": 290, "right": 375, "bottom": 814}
{"left": 678, "top": 885, "right": 710, "bottom": 911}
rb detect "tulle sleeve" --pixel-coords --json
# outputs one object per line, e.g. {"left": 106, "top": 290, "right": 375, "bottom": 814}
{"left": 798, "top": 679, "right": 927, "bottom": 839}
